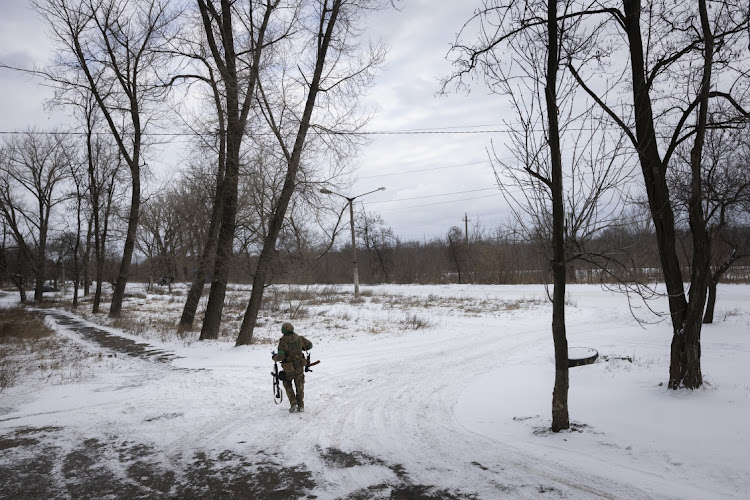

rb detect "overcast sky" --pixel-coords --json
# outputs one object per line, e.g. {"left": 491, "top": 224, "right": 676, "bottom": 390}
{"left": 0, "top": 0, "right": 514, "bottom": 241}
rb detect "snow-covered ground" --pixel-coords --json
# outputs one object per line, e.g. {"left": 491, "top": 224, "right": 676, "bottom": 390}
{"left": 1, "top": 283, "right": 749, "bottom": 499}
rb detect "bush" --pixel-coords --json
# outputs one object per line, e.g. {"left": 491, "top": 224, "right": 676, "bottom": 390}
{"left": 400, "top": 313, "right": 432, "bottom": 330}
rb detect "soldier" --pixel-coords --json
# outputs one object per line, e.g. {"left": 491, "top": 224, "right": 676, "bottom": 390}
{"left": 272, "top": 322, "right": 313, "bottom": 413}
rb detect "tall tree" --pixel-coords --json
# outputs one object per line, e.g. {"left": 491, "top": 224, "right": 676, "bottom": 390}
{"left": 34, "top": 0, "right": 176, "bottom": 317}
{"left": 236, "top": 0, "right": 389, "bottom": 345}
{"left": 82, "top": 101, "right": 123, "bottom": 313}
{"left": 568, "top": 0, "right": 750, "bottom": 388}
{"left": 166, "top": 8, "right": 232, "bottom": 332}
{"left": 65, "top": 141, "right": 88, "bottom": 307}
{"left": 446, "top": 226, "right": 465, "bottom": 284}
{"left": 544, "top": 0, "right": 571, "bottom": 432}
{"left": 357, "top": 209, "right": 396, "bottom": 283}
{"left": 445, "top": 0, "right": 636, "bottom": 430}
{"left": 194, "top": 0, "right": 280, "bottom": 340}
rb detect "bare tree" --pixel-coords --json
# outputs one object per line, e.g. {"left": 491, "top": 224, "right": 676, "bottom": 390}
{"left": 0, "top": 131, "right": 72, "bottom": 302}
{"left": 166, "top": 5, "right": 233, "bottom": 332}
{"left": 64, "top": 142, "right": 88, "bottom": 307}
{"left": 0, "top": 220, "right": 29, "bottom": 300}
{"left": 235, "top": 0, "right": 389, "bottom": 345}
{"left": 357, "top": 209, "right": 395, "bottom": 283}
{"left": 137, "top": 189, "right": 182, "bottom": 291}
{"left": 445, "top": 0, "right": 639, "bottom": 430}
{"left": 668, "top": 125, "right": 750, "bottom": 323}
{"left": 446, "top": 226, "right": 465, "bottom": 284}
{"left": 568, "top": 0, "right": 750, "bottom": 388}
{"left": 83, "top": 108, "right": 124, "bottom": 313}
{"left": 190, "top": 0, "right": 281, "bottom": 340}
{"left": 33, "top": 0, "right": 177, "bottom": 317}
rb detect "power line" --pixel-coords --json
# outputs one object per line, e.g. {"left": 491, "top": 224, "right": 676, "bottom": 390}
{"left": 369, "top": 187, "right": 496, "bottom": 204}
{"left": 0, "top": 123, "right": 623, "bottom": 138}
{"left": 359, "top": 159, "right": 490, "bottom": 179}
{"left": 377, "top": 193, "right": 498, "bottom": 212}
{"left": 0, "top": 128, "right": 505, "bottom": 137}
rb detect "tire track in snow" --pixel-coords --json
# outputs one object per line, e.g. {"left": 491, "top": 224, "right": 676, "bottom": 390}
{"left": 297, "top": 317, "right": 656, "bottom": 499}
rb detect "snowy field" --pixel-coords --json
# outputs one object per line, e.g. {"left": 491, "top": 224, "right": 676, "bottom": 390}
{"left": 1, "top": 283, "right": 749, "bottom": 499}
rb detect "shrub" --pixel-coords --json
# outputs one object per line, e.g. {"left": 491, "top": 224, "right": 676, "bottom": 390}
{"left": 400, "top": 313, "right": 432, "bottom": 330}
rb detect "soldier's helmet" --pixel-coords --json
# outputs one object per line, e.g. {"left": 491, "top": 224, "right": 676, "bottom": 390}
{"left": 281, "top": 322, "right": 294, "bottom": 334}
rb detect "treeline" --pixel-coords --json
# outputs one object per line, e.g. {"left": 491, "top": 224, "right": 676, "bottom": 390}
{"left": 11, "top": 203, "right": 745, "bottom": 290}
{"left": 143, "top": 222, "right": 750, "bottom": 286}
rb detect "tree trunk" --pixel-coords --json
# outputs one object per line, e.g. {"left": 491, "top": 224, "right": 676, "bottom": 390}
{"left": 546, "top": 0, "right": 569, "bottom": 432}
{"left": 703, "top": 248, "right": 737, "bottom": 324}
{"left": 668, "top": 0, "right": 713, "bottom": 389}
{"left": 93, "top": 173, "right": 115, "bottom": 314}
{"left": 72, "top": 192, "right": 83, "bottom": 308}
{"left": 676, "top": 0, "right": 713, "bottom": 388}
{"left": 703, "top": 279, "right": 717, "bottom": 324}
{"left": 93, "top": 209, "right": 106, "bottom": 314}
{"left": 178, "top": 230, "right": 217, "bottom": 330}
{"left": 198, "top": 0, "right": 272, "bottom": 341}
{"left": 236, "top": 254, "right": 271, "bottom": 346}
{"left": 33, "top": 267, "right": 44, "bottom": 302}
{"left": 178, "top": 80, "right": 226, "bottom": 332}
{"left": 623, "top": 0, "right": 688, "bottom": 330}
{"left": 236, "top": 0, "right": 343, "bottom": 346}
{"left": 452, "top": 244, "right": 463, "bottom": 284}
{"left": 109, "top": 165, "right": 140, "bottom": 317}
{"left": 72, "top": 254, "right": 79, "bottom": 307}
{"left": 83, "top": 214, "right": 93, "bottom": 297}
{"left": 33, "top": 223, "right": 48, "bottom": 303}
{"left": 622, "top": 0, "right": 708, "bottom": 389}
{"left": 200, "top": 108, "right": 241, "bottom": 340}
{"left": 86, "top": 122, "right": 100, "bottom": 309}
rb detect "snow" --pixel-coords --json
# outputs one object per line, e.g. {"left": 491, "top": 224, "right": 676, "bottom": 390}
{"left": 1, "top": 283, "right": 749, "bottom": 499}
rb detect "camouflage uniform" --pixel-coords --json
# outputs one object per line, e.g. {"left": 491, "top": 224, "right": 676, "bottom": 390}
{"left": 272, "top": 322, "right": 313, "bottom": 412}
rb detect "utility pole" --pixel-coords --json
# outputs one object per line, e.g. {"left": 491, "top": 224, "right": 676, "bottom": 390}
{"left": 463, "top": 213, "right": 470, "bottom": 246}
{"left": 320, "top": 186, "right": 386, "bottom": 299}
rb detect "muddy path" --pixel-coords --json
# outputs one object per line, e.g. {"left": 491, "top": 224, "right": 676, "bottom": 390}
{"left": 43, "top": 310, "right": 181, "bottom": 364}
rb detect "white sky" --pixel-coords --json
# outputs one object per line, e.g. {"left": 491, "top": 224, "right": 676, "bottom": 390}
{"left": 0, "top": 0, "right": 516, "bottom": 241}
{"left": 353, "top": 1, "right": 514, "bottom": 240}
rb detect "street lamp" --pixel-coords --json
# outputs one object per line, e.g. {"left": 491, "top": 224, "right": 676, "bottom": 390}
{"left": 320, "top": 186, "right": 386, "bottom": 298}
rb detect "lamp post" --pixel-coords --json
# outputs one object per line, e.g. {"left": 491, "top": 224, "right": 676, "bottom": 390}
{"left": 320, "top": 186, "right": 386, "bottom": 298}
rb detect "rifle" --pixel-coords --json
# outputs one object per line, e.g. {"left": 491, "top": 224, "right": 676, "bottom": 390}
{"left": 271, "top": 353, "right": 284, "bottom": 404}
{"left": 305, "top": 351, "right": 321, "bottom": 372}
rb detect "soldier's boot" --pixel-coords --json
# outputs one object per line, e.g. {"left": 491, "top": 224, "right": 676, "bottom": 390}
{"left": 297, "top": 405, "right": 304, "bottom": 412}
{"left": 289, "top": 404, "right": 298, "bottom": 413}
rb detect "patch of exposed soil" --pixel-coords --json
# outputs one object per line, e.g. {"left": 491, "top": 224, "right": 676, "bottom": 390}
{"left": 0, "top": 430, "right": 484, "bottom": 499}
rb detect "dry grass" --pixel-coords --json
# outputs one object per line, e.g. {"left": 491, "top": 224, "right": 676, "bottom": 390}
{"left": 0, "top": 308, "right": 54, "bottom": 340}
{"left": 721, "top": 308, "right": 743, "bottom": 320}
{"left": 399, "top": 313, "right": 433, "bottom": 330}
{"left": 371, "top": 293, "right": 546, "bottom": 316}
{"left": 0, "top": 307, "right": 96, "bottom": 392}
